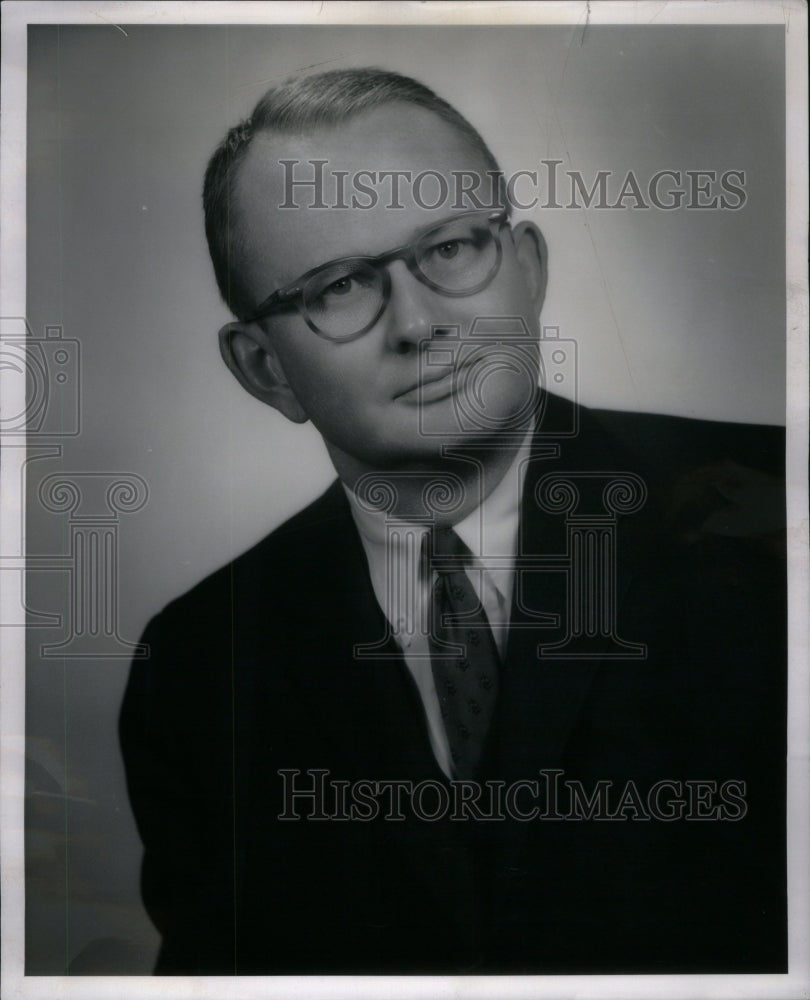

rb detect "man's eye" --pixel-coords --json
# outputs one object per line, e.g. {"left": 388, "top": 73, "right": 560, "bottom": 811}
{"left": 326, "top": 276, "right": 354, "bottom": 296}
{"left": 308, "top": 270, "right": 374, "bottom": 313}
{"left": 435, "top": 240, "right": 461, "bottom": 260}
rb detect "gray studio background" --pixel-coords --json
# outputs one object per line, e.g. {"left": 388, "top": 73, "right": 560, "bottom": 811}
{"left": 24, "top": 24, "right": 785, "bottom": 972}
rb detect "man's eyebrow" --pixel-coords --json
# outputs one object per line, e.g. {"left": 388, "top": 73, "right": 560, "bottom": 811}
{"left": 293, "top": 211, "right": 482, "bottom": 277}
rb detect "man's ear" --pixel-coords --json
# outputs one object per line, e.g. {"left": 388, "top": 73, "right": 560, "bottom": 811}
{"left": 511, "top": 221, "right": 548, "bottom": 316}
{"left": 218, "top": 322, "right": 309, "bottom": 424}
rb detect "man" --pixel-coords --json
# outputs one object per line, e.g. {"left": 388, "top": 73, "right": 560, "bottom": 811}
{"left": 120, "top": 68, "right": 786, "bottom": 975}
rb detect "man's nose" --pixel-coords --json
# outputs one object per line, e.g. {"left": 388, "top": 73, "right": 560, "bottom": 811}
{"left": 381, "top": 261, "right": 451, "bottom": 353}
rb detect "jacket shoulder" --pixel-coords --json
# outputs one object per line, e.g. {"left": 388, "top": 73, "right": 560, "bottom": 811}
{"left": 120, "top": 478, "right": 352, "bottom": 750}
{"left": 156, "top": 478, "right": 348, "bottom": 624}
{"left": 579, "top": 405, "right": 785, "bottom": 569}
{"left": 587, "top": 407, "right": 784, "bottom": 480}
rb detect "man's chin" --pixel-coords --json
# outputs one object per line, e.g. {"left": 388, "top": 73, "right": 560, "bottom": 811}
{"left": 411, "top": 386, "right": 540, "bottom": 448}
{"left": 325, "top": 394, "right": 538, "bottom": 480}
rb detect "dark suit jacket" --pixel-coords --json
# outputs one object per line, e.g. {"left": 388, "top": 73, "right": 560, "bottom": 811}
{"left": 120, "top": 396, "right": 787, "bottom": 974}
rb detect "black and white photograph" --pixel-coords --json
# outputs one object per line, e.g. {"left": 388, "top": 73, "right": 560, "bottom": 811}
{"left": 1, "top": 2, "right": 808, "bottom": 998}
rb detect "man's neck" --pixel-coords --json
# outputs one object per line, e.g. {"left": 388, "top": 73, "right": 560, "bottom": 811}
{"left": 327, "top": 431, "right": 533, "bottom": 525}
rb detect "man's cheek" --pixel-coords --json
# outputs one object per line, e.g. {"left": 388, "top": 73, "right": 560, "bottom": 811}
{"left": 305, "top": 379, "right": 365, "bottom": 430}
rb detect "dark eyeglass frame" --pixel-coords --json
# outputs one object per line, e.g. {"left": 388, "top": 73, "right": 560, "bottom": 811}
{"left": 243, "top": 208, "right": 510, "bottom": 340}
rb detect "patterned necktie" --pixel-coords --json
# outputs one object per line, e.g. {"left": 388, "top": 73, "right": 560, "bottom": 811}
{"left": 425, "top": 527, "right": 501, "bottom": 780}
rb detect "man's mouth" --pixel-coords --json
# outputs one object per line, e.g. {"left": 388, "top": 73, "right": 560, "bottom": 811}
{"left": 395, "top": 356, "right": 478, "bottom": 404}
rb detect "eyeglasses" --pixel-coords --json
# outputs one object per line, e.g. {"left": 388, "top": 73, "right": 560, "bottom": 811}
{"left": 243, "top": 209, "right": 510, "bottom": 342}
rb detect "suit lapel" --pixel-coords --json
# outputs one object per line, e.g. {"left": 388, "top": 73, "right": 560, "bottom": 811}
{"left": 490, "top": 439, "right": 598, "bottom": 781}
{"left": 489, "top": 409, "right": 655, "bottom": 781}
{"left": 284, "top": 490, "right": 445, "bottom": 781}
{"left": 319, "top": 496, "right": 483, "bottom": 941}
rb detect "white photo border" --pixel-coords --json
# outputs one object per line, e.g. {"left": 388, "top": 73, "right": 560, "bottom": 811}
{"left": 2, "top": 2, "right": 807, "bottom": 998}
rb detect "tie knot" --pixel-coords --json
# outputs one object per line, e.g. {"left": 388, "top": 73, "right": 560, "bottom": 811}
{"left": 419, "top": 527, "right": 471, "bottom": 584}
{"left": 430, "top": 526, "right": 470, "bottom": 563}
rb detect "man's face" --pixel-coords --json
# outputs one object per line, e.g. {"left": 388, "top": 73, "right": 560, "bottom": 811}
{"left": 231, "top": 104, "right": 545, "bottom": 475}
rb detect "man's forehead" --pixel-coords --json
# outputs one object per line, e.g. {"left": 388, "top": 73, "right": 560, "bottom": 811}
{"left": 234, "top": 104, "right": 495, "bottom": 289}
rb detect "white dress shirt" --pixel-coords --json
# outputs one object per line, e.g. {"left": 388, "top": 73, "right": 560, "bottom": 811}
{"left": 344, "top": 433, "right": 533, "bottom": 778}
